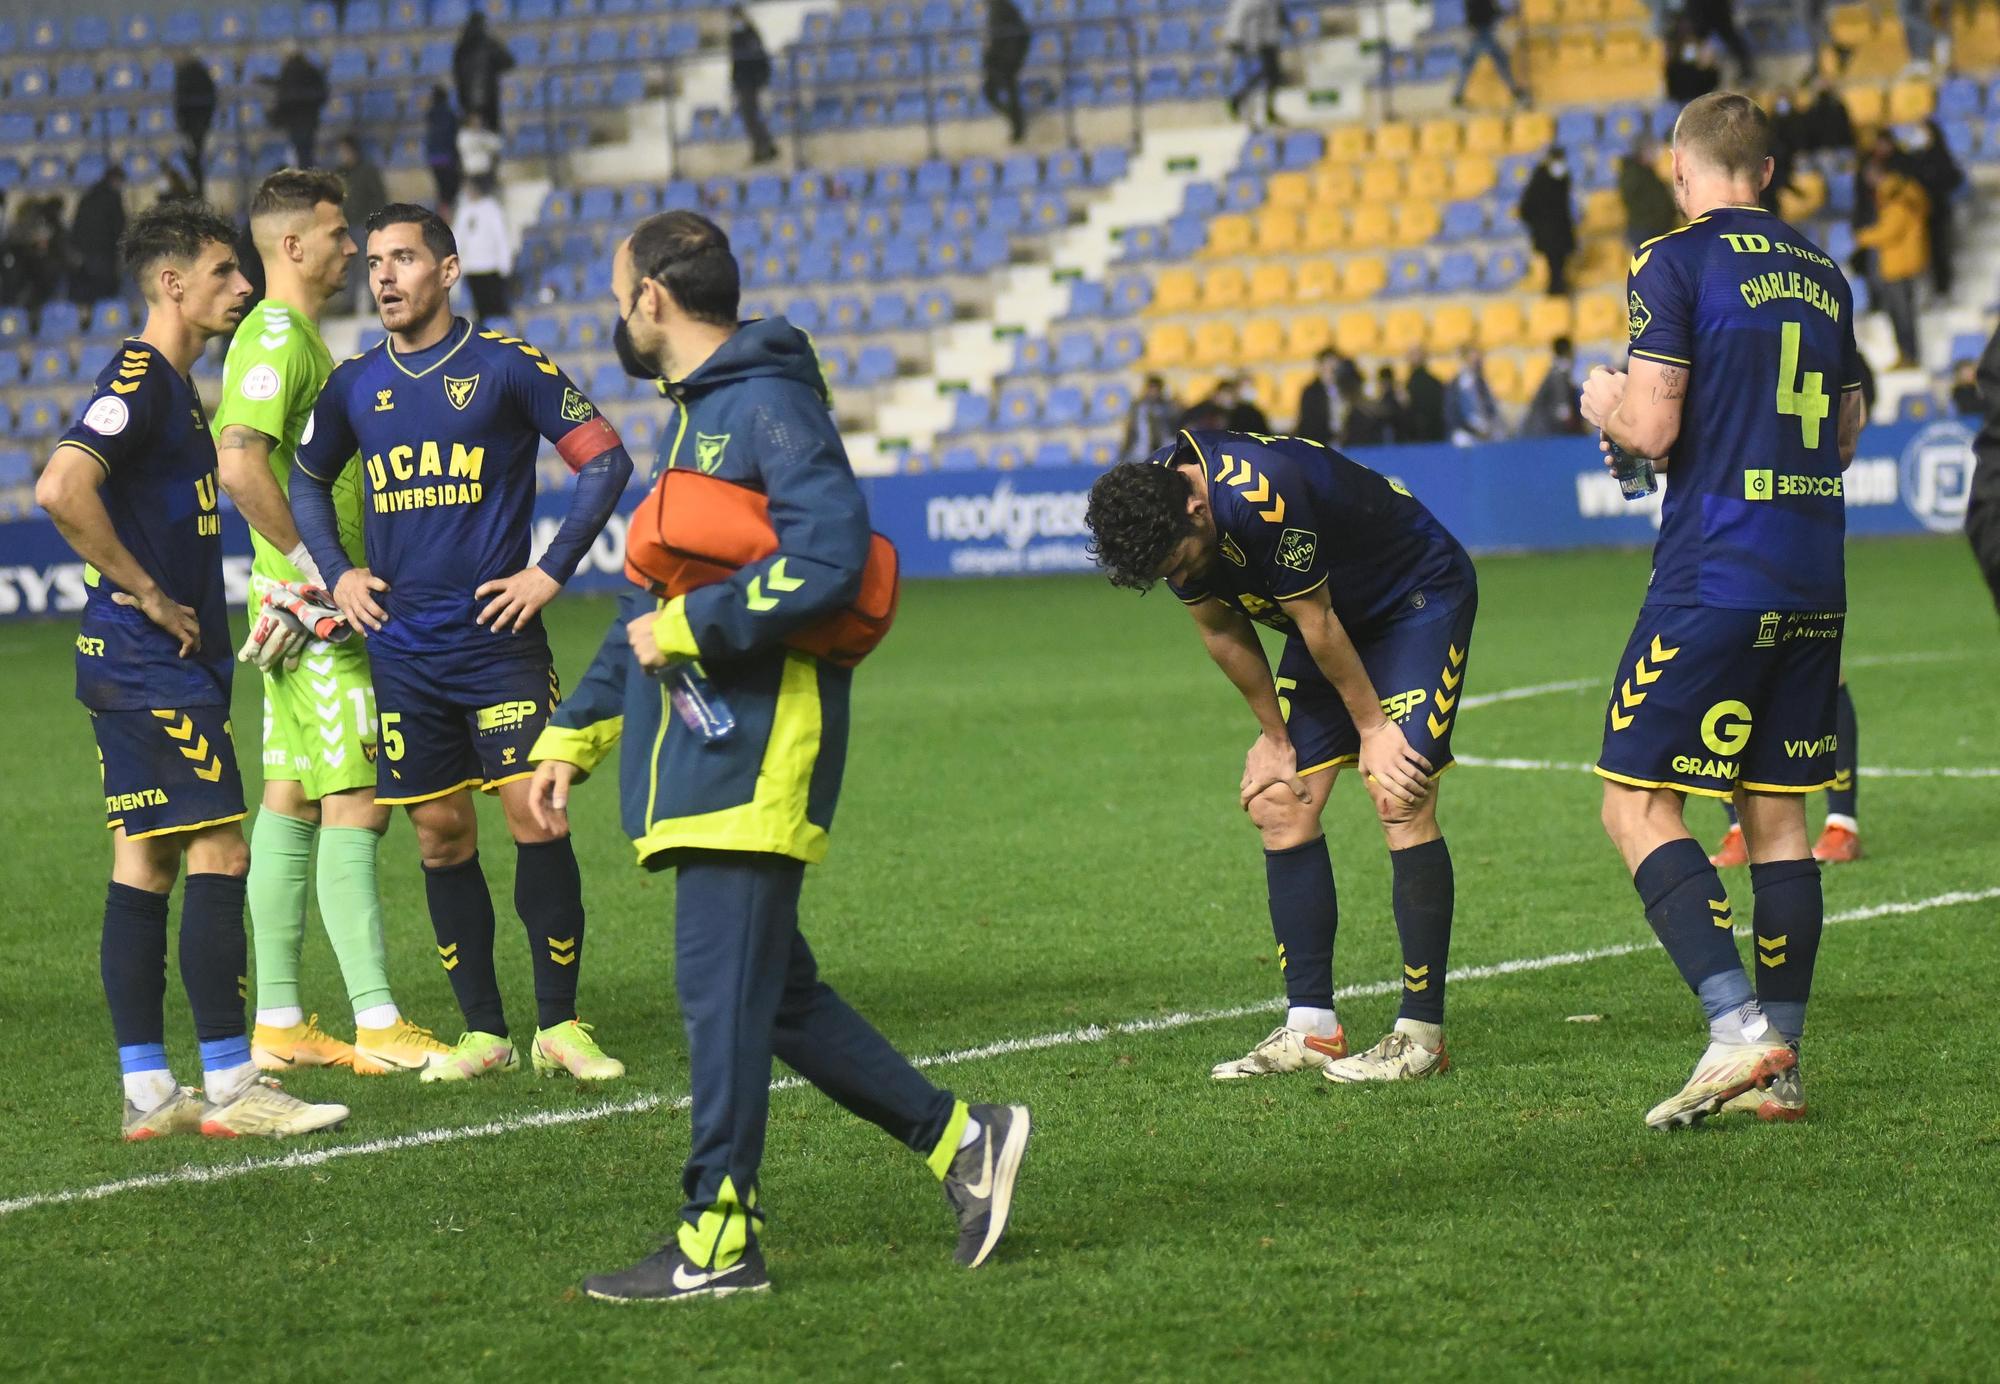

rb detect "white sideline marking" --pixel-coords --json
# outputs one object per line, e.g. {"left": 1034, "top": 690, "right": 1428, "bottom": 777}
{"left": 1455, "top": 755, "right": 2000, "bottom": 780}
{"left": 3, "top": 886, "right": 1995, "bottom": 1221}
{"left": 1458, "top": 677, "right": 1599, "bottom": 710}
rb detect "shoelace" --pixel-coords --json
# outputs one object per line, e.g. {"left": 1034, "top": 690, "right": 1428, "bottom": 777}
{"left": 392, "top": 1020, "right": 445, "bottom": 1046}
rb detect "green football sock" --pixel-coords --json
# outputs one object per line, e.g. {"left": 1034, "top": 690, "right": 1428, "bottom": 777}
{"left": 248, "top": 809, "right": 317, "bottom": 1013}
{"left": 316, "top": 826, "right": 396, "bottom": 1015}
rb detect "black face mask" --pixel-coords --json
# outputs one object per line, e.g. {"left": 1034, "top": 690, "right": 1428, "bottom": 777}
{"left": 613, "top": 314, "right": 661, "bottom": 380}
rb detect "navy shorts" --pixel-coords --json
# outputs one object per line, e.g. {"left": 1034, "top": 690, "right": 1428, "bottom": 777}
{"left": 1596, "top": 605, "right": 1844, "bottom": 799}
{"left": 1275, "top": 592, "right": 1476, "bottom": 781}
{"left": 370, "top": 650, "right": 561, "bottom": 806}
{"left": 92, "top": 705, "right": 246, "bottom": 838}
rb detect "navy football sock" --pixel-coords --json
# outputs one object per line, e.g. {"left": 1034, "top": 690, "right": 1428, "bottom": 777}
{"left": 102, "top": 881, "right": 170, "bottom": 1050}
{"left": 514, "top": 837, "right": 585, "bottom": 1030}
{"left": 1633, "top": 839, "right": 1754, "bottom": 1024}
{"left": 1826, "top": 683, "right": 1858, "bottom": 821}
{"left": 424, "top": 853, "right": 506, "bottom": 1037}
{"left": 1264, "top": 837, "right": 1336, "bottom": 1011}
{"left": 1721, "top": 798, "right": 1740, "bottom": 827}
{"left": 1391, "top": 838, "right": 1453, "bottom": 1025}
{"left": 178, "top": 874, "right": 248, "bottom": 1043}
{"left": 1750, "top": 858, "right": 1823, "bottom": 1042}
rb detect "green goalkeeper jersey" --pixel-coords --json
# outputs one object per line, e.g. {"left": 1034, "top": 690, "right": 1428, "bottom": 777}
{"left": 212, "top": 298, "right": 365, "bottom": 586}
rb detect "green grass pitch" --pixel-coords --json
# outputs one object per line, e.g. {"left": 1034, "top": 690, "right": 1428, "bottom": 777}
{"left": 2, "top": 535, "right": 1996, "bottom": 1381}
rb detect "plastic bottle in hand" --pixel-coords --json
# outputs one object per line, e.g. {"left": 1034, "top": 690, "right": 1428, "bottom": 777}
{"left": 666, "top": 663, "right": 735, "bottom": 742}
{"left": 1605, "top": 436, "right": 1658, "bottom": 500}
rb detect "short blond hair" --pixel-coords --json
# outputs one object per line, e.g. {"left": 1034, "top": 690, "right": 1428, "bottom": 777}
{"left": 1672, "top": 92, "right": 1771, "bottom": 180}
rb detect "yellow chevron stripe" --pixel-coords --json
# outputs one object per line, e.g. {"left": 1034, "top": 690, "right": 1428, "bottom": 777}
{"left": 1447, "top": 644, "right": 1465, "bottom": 667}
{"left": 766, "top": 558, "right": 804, "bottom": 592}
{"left": 1404, "top": 977, "right": 1430, "bottom": 992}
{"left": 1610, "top": 705, "right": 1634, "bottom": 731}
{"left": 1619, "top": 679, "right": 1645, "bottom": 709}
{"left": 194, "top": 757, "right": 224, "bottom": 782}
{"left": 1427, "top": 712, "right": 1452, "bottom": 739}
{"left": 177, "top": 734, "right": 210, "bottom": 761}
{"left": 1440, "top": 666, "right": 1461, "bottom": 690}
{"left": 1757, "top": 934, "right": 1787, "bottom": 950}
{"left": 1241, "top": 474, "right": 1270, "bottom": 505}
{"left": 161, "top": 714, "right": 195, "bottom": 741}
{"left": 109, "top": 380, "right": 141, "bottom": 395}
{"left": 1758, "top": 951, "right": 1786, "bottom": 967}
{"left": 1649, "top": 635, "right": 1680, "bottom": 663}
{"left": 1433, "top": 690, "right": 1457, "bottom": 714}
{"left": 1403, "top": 964, "right": 1430, "bottom": 978}
{"left": 1633, "top": 658, "right": 1662, "bottom": 685}
{"left": 1258, "top": 495, "right": 1286, "bottom": 523}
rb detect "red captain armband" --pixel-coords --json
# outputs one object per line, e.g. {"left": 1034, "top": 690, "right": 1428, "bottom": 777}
{"left": 556, "top": 416, "right": 622, "bottom": 472}
{"left": 624, "top": 466, "right": 899, "bottom": 668}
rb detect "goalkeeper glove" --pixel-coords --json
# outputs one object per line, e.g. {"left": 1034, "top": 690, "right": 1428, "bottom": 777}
{"left": 238, "top": 582, "right": 351, "bottom": 673}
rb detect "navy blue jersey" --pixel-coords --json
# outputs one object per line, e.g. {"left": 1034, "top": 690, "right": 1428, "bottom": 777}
{"left": 1626, "top": 205, "right": 1861, "bottom": 611}
{"left": 1166, "top": 430, "right": 1473, "bottom": 639}
{"left": 293, "top": 320, "right": 618, "bottom": 660}
{"left": 58, "top": 339, "right": 232, "bottom": 711}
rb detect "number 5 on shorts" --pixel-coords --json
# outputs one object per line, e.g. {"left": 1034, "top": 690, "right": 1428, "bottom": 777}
{"left": 1775, "top": 320, "right": 1828, "bottom": 448}
{"left": 381, "top": 711, "right": 405, "bottom": 761}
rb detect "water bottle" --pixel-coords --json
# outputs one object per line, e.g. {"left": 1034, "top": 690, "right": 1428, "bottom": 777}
{"left": 663, "top": 662, "right": 736, "bottom": 743}
{"left": 1606, "top": 437, "right": 1658, "bottom": 500}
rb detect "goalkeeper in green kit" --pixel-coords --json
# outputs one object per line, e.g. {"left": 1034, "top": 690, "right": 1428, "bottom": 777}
{"left": 213, "top": 169, "right": 451, "bottom": 1075}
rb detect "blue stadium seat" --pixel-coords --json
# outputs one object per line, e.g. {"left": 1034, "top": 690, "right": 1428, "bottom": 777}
{"left": 1102, "top": 325, "right": 1143, "bottom": 370}
{"left": 11, "top": 68, "right": 49, "bottom": 101}
{"left": 577, "top": 186, "right": 617, "bottom": 222}
{"left": 1065, "top": 280, "right": 1108, "bottom": 318}
{"left": 344, "top": 0, "right": 385, "bottom": 31}
{"left": 0, "top": 307, "right": 26, "bottom": 343}
{"left": 567, "top": 315, "right": 606, "bottom": 349}
{"left": 117, "top": 13, "right": 156, "bottom": 46}
{"left": 1046, "top": 150, "right": 1086, "bottom": 188}
{"left": 914, "top": 288, "right": 954, "bottom": 326}
{"left": 519, "top": 0, "right": 556, "bottom": 19}
{"left": 1042, "top": 386, "right": 1086, "bottom": 428}
{"left": 1435, "top": 251, "right": 1480, "bottom": 293}
{"left": 1012, "top": 336, "right": 1054, "bottom": 375}
{"left": 744, "top": 174, "right": 785, "bottom": 210}
{"left": 72, "top": 16, "right": 111, "bottom": 48}
{"left": 0, "top": 114, "right": 30, "bottom": 144}
{"left": 1439, "top": 200, "right": 1486, "bottom": 242}
{"left": 996, "top": 385, "right": 1039, "bottom": 428}
{"left": 989, "top": 442, "right": 1027, "bottom": 469}
{"left": 255, "top": 3, "right": 297, "bottom": 39}
{"left": 431, "top": 0, "right": 474, "bottom": 25}
{"left": 1897, "top": 394, "right": 1937, "bottom": 425}
{"left": 968, "top": 230, "right": 1012, "bottom": 273}
{"left": 1000, "top": 154, "right": 1040, "bottom": 191}
{"left": 938, "top": 444, "right": 983, "bottom": 471}
{"left": 1090, "top": 381, "right": 1131, "bottom": 424}
{"left": 301, "top": 2, "right": 339, "bottom": 37}
{"left": 24, "top": 18, "right": 57, "bottom": 52}
{"left": 1554, "top": 110, "right": 1598, "bottom": 150}
{"left": 623, "top": 412, "right": 661, "bottom": 453}
{"left": 1054, "top": 331, "right": 1097, "bottom": 373}
{"left": 24, "top": 155, "right": 66, "bottom": 190}
{"left": 30, "top": 347, "right": 71, "bottom": 383}
{"left": 588, "top": 362, "right": 631, "bottom": 402}
{"left": 826, "top": 294, "right": 867, "bottom": 332}
{"left": 103, "top": 62, "right": 143, "bottom": 96}
{"left": 854, "top": 344, "right": 897, "bottom": 385}
{"left": 1030, "top": 441, "right": 1074, "bottom": 468}
{"left": 17, "top": 396, "right": 61, "bottom": 435}
{"left": 1081, "top": 438, "right": 1119, "bottom": 467}
{"left": 387, "top": 0, "right": 427, "bottom": 30}
{"left": 868, "top": 291, "right": 911, "bottom": 332}
{"left": 329, "top": 50, "right": 371, "bottom": 83}
{"left": 0, "top": 159, "right": 20, "bottom": 191}
{"left": 0, "top": 449, "right": 32, "bottom": 487}
{"left": 523, "top": 313, "right": 562, "bottom": 346}
{"left": 1386, "top": 253, "right": 1431, "bottom": 296}
{"left": 915, "top": 158, "right": 955, "bottom": 197}
{"left": 1109, "top": 275, "right": 1151, "bottom": 316}
{"left": 44, "top": 109, "right": 82, "bottom": 140}
{"left": 947, "top": 392, "right": 992, "bottom": 433}
{"left": 1483, "top": 247, "right": 1527, "bottom": 289}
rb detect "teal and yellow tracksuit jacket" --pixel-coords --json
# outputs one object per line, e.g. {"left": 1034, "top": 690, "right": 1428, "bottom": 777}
{"left": 529, "top": 317, "right": 865, "bottom": 867}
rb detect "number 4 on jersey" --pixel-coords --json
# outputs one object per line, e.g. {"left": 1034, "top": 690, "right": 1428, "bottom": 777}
{"left": 1774, "top": 320, "right": 1828, "bottom": 449}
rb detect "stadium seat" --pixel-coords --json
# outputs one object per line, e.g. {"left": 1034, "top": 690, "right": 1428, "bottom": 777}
{"left": 1265, "top": 171, "right": 1311, "bottom": 211}
{"left": 1393, "top": 201, "right": 1442, "bottom": 245}
{"left": 947, "top": 391, "right": 992, "bottom": 433}
{"left": 1293, "top": 260, "right": 1337, "bottom": 303}
{"left": 1341, "top": 256, "right": 1389, "bottom": 301}
{"left": 1241, "top": 319, "right": 1285, "bottom": 363}
{"left": 1053, "top": 331, "right": 1097, "bottom": 373}
{"left": 1418, "top": 118, "right": 1462, "bottom": 157}
{"left": 1478, "top": 301, "right": 1525, "bottom": 349}
{"left": 1144, "top": 323, "right": 1192, "bottom": 368}
{"left": 1191, "top": 320, "right": 1238, "bottom": 367}
{"left": 1486, "top": 353, "right": 1526, "bottom": 405}
{"left": 1450, "top": 157, "right": 1498, "bottom": 199}
{"left": 1334, "top": 311, "right": 1380, "bottom": 357}
{"left": 1089, "top": 382, "right": 1131, "bottom": 426}
{"left": 1152, "top": 268, "right": 1199, "bottom": 314}
{"left": 1507, "top": 110, "right": 1555, "bottom": 154}
{"left": 1249, "top": 263, "right": 1293, "bottom": 307}
{"left": 937, "top": 445, "right": 982, "bottom": 472}
{"left": 1102, "top": 326, "right": 1143, "bottom": 369}
{"left": 1373, "top": 122, "right": 1416, "bottom": 159}
{"left": 1254, "top": 208, "right": 1300, "bottom": 255}
{"left": 1287, "top": 315, "right": 1334, "bottom": 358}
{"left": 1429, "top": 304, "right": 1476, "bottom": 353}
{"left": 1381, "top": 308, "right": 1427, "bottom": 356}
{"left": 854, "top": 344, "right": 898, "bottom": 386}
{"left": 1312, "top": 165, "right": 1357, "bottom": 205}
{"left": 1325, "top": 125, "right": 1369, "bottom": 161}
{"left": 1576, "top": 294, "right": 1625, "bottom": 342}
{"left": 1526, "top": 296, "right": 1574, "bottom": 346}
{"left": 1205, "top": 214, "right": 1253, "bottom": 258}
{"left": 1300, "top": 206, "right": 1348, "bottom": 253}
{"left": 1030, "top": 441, "right": 1074, "bottom": 468}
{"left": 1359, "top": 161, "right": 1402, "bottom": 204}
{"left": 1349, "top": 204, "right": 1394, "bottom": 248}
{"left": 1044, "top": 385, "right": 1086, "bottom": 426}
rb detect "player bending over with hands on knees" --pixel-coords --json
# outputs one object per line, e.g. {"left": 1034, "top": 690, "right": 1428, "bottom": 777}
{"left": 1085, "top": 428, "right": 1478, "bottom": 1085}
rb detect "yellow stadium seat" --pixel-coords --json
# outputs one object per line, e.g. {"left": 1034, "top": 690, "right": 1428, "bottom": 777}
{"left": 1325, "top": 125, "right": 1371, "bottom": 162}
{"left": 1152, "top": 268, "right": 1199, "bottom": 314}
{"left": 1301, "top": 205, "right": 1348, "bottom": 252}
{"left": 1312, "top": 164, "right": 1358, "bottom": 205}
{"left": 1295, "top": 260, "right": 1338, "bottom": 302}
{"left": 1373, "top": 121, "right": 1415, "bottom": 159}
{"left": 1266, "top": 171, "right": 1311, "bottom": 210}
{"left": 1192, "top": 320, "right": 1239, "bottom": 367}
{"left": 1241, "top": 318, "right": 1286, "bottom": 363}
{"left": 1888, "top": 78, "right": 1936, "bottom": 122}
{"left": 1247, "top": 372, "right": 1283, "bottom": 414}
{"left": 1600, "top": 33, "right": 1647, "bottom": 68}
{"left": 1507, "top": 110, "right": 1556, "bottom": 154}
{"left": 1341, "top": 255, "right": 1389, "bottom": 300}
{"left": 1779, "top": 168, "right": 1827, "bottom": 222}
{"left": 1249, "top": 262, "right": 1294, "bottom": 307}
{"left": 1334, "top": 311, "right": 1381, "bottom": 358}
{"left": 1580, "top": 188, "right": 1625, "bottom": 236}
{"left": 1462, "top": 115, "right": 1507, "bottom": 156}
{"left": 1202, "top": 266, "right": 1248, "bottom": 311}
{"left": 1407, "top": 158, "right": 1451, "bottom": 201}
{"left": 1526, "top": 296, "right": 1573, "bottom": 347}
{"left": 1429, "top": 305, "right": 1476, "bottom": 354}
{"left": 1393, "top": 200, "right": 1442, "bottom": 246}
{"left": 1144, "top": 323, "right": 1191, "bottom": 367}
{"left": 1450, "top": 156, "right": 1499, "bottom": 199}
{"left": 1486, "top": 354, "right": 1528, "bottom": 405}
{"left": 1564, "top": 0, "right": 1608, "bottom": 21}
{"left": 1828, "top": 3, "right": 1873, "bottom": 46}
{"left": 1288, "top": 314, "right": 1335, "bottom": 357}
{"left": 1349, "top": 203, "right": 1394, "bottom": 248}
{"left": 1382, "top": 308, "right": 1428, "bottom": 356}
{"left": 1418, "top": 118, "right": 1462, "bottom": 157}
{"left": 1206, "top": 213, "right": 1254, "bottom": 258}
{"left": 1277, "top": 366, "right": 1316, "bottom": 412}
{"left": 1522, "top": 0, "right": 1558, "bottom": 23}
{"left": 1841, "top": 84, "right": 1886, "bottom": 130}
{"left": 1478, "top": 300, "right": 1525, "bottom": 349}
{"left": 1572, "top": 238, "right": 1628, "bottom": 288}
{"left": 1576, "top": 293, "right": 1625, "bottom": 342}
{"left": 1255, "top": 208, "right": 1302, "bottom": 255}
{"left": 1359, "top": 160, "right": 1403, "bottom": 203}
{"left": 1600, "top": 0, "right": 1647, "bottom": 18}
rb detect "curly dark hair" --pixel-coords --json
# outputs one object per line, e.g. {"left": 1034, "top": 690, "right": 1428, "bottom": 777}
{"left": 1085, "top": 460, "right": 1198, "bottom": 591}
{"left": 118, "top": 199, "right": 240, "bottom": 294}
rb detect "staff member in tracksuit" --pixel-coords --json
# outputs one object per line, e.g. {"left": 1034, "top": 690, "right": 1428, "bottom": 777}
{"left": 527, "top": 211, "right": 1031, "bottom": 1303}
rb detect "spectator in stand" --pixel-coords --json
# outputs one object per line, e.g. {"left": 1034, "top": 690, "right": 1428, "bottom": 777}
{"left": 1224, "top": 0, "right": 1287, "bottom": 127}
{"left": 1663, "top": 23, "right": 1721, "bottom": 104}
{"left": 267, "top": 48, "right": 328, "bottom": 167}
{"left": 1371, "top": 365, "right": 1409, "bottom": 443}
{"left": 1684, "top": 0, "right": 1753, "bottom": 80}
{"left": 983, "top": 0, "right": 1031, "bottom": 144}
{"left": 1518, "top": 146, "right": 1576, "bottom": 296}
{"left": 1175, "top": 393, "right": 1227, "bottom": 431}
{"left": 1120, "top": 374, "right": 1178, "bottom": 462}
{"left": 1445, "top": 345, "right": 1502, "bottom": 447}
{"left": 1522, "top": 336, "right": 1586, "bottom": 437}
{"left": 1, "top": 196, "right": 63, "bottom": 314}
{"left": 336, "top": 136, "right": 388, "bottom": 314}
{"left": 1453, "top": 0, "right": 1527, "bottom": 107}
{"left": 455, "top": 174, "right": 514, "bottom": 324}
{"left": 728, "top": 5, "right": 779, "bottom": 165}
{"left": 458, "top": 110, "right": 505, "bottom": 186}
{"left": 1909, "top": 118, "right": 1963, "bottom": 296}
{"left": 454, "top": 12, "right": 515, "bottom": 132}
{"left": 1619, "top": 135, "right": 1677, "bottom": 245}
{"left": 425, "top": 86, "right": 463, "bottom": 209}
{"left": 1224, "top": 374, "right": 1269, "bottom": 433}
{"left": 1403, "top": 346, "right": 1447, "bottom": 442}
{"left": 1855, "top": 161, "right": 1929, "bottom": 369}
{"left": 1952, "top": 358, "right": 1981, "bottom": 416}
{"left": 1295, "top": 347, "right": 1346, "bottom": 448}
{"left": 68, "top": 165, "right": 127, "bottom": 306}
{"left": 1345, "top": 366, "right": 1406, "bottom": 447}
{"left": 172, "top": 56, "right": 217, "bottom": 198}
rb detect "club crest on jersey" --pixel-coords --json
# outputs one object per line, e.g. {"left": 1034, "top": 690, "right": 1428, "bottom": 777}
{"left": 695, "top": 432, "right": 730, "bottom": 474}
{"left": 374, "top": 388, "right": 395, "bottom": 412}
{"left": 560, "top": 387, "right": 594, "bottom": 424}
{"left": 1276, "top": 528, "right": 1317, "bottom": 572}
{"left": 1220, "top": 534, "right": 1247, "bottom": 567}
{"left": 1628, "top": 290, "right": 1652, "bottom": 340}
{"left": 444, "top": 374, "right": 480, "bottom": 411}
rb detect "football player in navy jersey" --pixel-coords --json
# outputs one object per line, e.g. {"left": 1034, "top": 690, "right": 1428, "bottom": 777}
{"left": 1086, "top": 429, "right": 1477, "bottom": 1085}
{"left": 1581, "top": 92, "right": 1863, "bottom": 1129}
{"left": 36, "top": 200, "right": 348, "bottom": 1140}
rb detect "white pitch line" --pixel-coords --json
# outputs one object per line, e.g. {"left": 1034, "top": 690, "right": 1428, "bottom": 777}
{"left": 3, "top": 885, "right": 1995, "bottom": 1222}
{"left": 1454, "top": 754, "right": 2000, "bottom": 780}
{"left": 1458, "top": 677, "right": 1600, "bottom": 710}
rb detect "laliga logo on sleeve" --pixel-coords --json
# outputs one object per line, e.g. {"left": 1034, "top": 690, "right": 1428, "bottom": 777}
{"left": 1898, "top": 420, "right": 1975, "bottom": 534}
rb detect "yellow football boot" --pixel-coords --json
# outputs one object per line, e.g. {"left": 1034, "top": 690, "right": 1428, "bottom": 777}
{"left": 252, "top": 1015, "right": 358, "bottom": 1072}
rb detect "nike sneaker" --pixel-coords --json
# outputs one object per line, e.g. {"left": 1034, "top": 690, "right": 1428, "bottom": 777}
{"left": 1322, "top": 1022, "right": 1449, "bottom": 1083}
{"left": 200, "top": 1077, "right": 349, "bottom": 1138}
{"left": 1812, "top": 822, "right": 1861, "bottom": 864}
{"left": 1709, "top": 824, "right": 1748, "bottom": 869}
{"left": 122, "top": 1085, "right": 204, "bottom": 1142}
{"left": 1211, "top": 1024, "right": 1347, "bottom": 1080}
{"left": 418, "top": 1031, "right": 519, "bottom": 1084}
{"left": 531, "top": 1019, "right": 626, "bottom": 1081}
{"left": 583, "top": 1242, "right": 771, "bottom": 1303}
{"left": 942, "top": 1103, "right": 1032, "bottom": 1268}
{"left": 252, "top": 1015, "right": 357, "bottom": 1072}
{"left": 1723, "top": 1043, "right": 1807, "bottom": 1121}
{"left": 1644, "top": 1036, "right": 1796, "bottom": 1130}
{"left": 352, "top": 1017, "right": 455, "bottom": 1075}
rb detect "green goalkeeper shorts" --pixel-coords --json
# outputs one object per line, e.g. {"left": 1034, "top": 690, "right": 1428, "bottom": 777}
{"left": 261, "top": 631, "right": 378, "bottom": 800}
